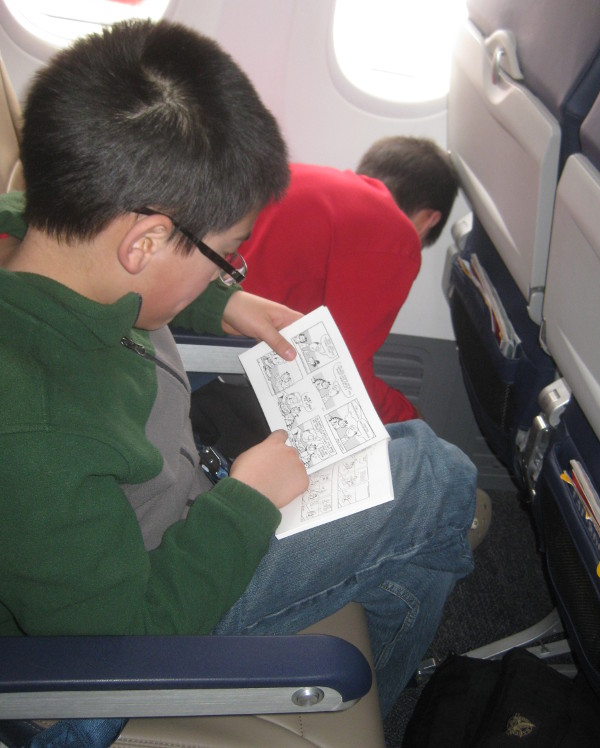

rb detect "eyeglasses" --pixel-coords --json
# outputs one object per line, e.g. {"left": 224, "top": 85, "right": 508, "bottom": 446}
{"left": 136, "top": 208, "right": 247, "bottom": 286}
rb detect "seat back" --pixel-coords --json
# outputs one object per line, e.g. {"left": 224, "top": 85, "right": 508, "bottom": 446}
{"left": 466, "top": 0, "right": 600, "bottom": 165}
{"left": 444, "top": 0, "right": 600, "bottom": 483}
{"left": 448, "top": 0, "right": 600, "bottom": 323}
{"left": 0, "top": 53, "right": 23, "bottom": 194}
{"left": 541, "top": 94, "right": 600, "bottom": 440}
{"left": 518, "top": 88, "right": 600, "bottom": 698}
{"left": 448, "top": 13, "right": 600, "bottom": 690}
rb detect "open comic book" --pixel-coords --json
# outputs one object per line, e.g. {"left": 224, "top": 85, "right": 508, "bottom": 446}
{"left": 239, "top": 306, "right": 394, "bottom": 538}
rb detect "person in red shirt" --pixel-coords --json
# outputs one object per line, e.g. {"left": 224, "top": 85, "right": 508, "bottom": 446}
{"left": 241, "top": 136, "right": 459, "bottom": 423}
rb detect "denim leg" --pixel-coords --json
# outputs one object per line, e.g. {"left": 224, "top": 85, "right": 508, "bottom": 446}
{"left": 213, "top": 420, "right": 476, "bottom": 716}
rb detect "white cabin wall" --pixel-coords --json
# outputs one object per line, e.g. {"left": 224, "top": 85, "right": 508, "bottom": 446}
{"left": 0, "top": 0, "right": 467, "bottom": 340}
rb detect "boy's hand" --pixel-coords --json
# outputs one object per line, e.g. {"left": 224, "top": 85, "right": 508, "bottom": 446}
{"left": 221, "top": 291, "right": 302, "bottom": 361}
{"left": 229, "top": 430, "right": 309, "bottom": 508}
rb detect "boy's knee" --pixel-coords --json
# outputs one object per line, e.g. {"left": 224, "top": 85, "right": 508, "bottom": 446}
{"left": 388, "top": 419, "right": 476, "bottom": 482}
{"left": 387, "top": 418, "right": 476, "bottom": 530}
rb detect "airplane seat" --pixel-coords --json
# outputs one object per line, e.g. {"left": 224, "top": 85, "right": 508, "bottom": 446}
{"left": 456, "top": 83, "right": 600, "bottom": 688}
{"left": 527, "top": 89, "right": 600, "bottom": 697}
{"left": 541, "top": 94, "right": 600, "bottom": 440}
{"left": 443, "top": 0, "right": 600, "bottom": 487}
{"left": 115, "top": 603, "right": 384, "bottom": 747}
{"left": 0, "top": 602, "right": 385, "bottom": 748}
{"left": 533, "top": 397, "right": 600, "bottom": 697}
{"left": 0, "top": 55, "right": 385, "bottom": 748}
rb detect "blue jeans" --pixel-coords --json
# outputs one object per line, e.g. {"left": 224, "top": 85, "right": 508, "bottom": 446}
{"left": 213, "top": 420, "right": 476, "bottom": 716}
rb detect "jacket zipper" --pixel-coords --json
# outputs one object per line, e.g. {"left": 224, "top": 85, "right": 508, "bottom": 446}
{"left": 120, "top": 336, "right": 188, "bottom": 389}
{"left": 121, "top": 336, "right": 197, "bottom": 471}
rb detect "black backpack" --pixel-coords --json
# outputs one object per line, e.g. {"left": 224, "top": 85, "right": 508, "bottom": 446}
{"left": 403, "top": 649, "right": 600, "bottom": 747}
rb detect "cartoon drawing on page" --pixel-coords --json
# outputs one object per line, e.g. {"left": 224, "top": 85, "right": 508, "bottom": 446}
{"left": 292, "top": 322, "right": 338, "bottom": 373}
{"left": 311, "top": 362, "right": 353, "bottom": 409}
{"left": 288, "top": 417, "right": 336, "bottom": 468}
{"left": 337, "top": 452, "right": 371, "bottom": 505}
{"left": 276, "top": 390, "right": 315, "bottom": 429}
{"left": 257, "top": 351, "right": 303, "bottom": 394}
{"left": 327, "top": 400, "right": 374, "bottom": 452}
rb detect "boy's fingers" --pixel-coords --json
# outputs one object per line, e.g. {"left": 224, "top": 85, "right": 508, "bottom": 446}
{"left": 259, "top": 328, "right": 296, "bottom": 361}
{"left": 269, "top": 429, "right": 290, "bottom": 442}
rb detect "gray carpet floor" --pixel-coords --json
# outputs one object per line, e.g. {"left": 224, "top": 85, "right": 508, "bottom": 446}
{"left": 383, "top": 487, "right": 555, "bottom": 746}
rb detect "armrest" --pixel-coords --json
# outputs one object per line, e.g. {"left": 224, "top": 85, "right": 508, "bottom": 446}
{"left": 171, "top": 328, "right": 254, "bottom": 375}
{"left": 0, "top": 633, "right": 372, "bottom": 719}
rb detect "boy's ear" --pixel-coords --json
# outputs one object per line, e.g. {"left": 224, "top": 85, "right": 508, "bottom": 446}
{"left": 410, "top": 208, "right": 442, "bottom": 243}
{"left": 117, "top": 214, "right": 173, "bottom": 275}
{"left": 423, "top": 209, "right": 442, "bottom": 232}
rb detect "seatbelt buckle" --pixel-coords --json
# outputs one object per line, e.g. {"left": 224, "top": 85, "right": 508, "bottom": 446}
{"left": 198, "top": 444, "right": 231, "bottom": 484}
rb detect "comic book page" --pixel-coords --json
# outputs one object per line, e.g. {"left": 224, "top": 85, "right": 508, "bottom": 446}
{"left": 239, "top": 306, "right": 394, "bottom": 537}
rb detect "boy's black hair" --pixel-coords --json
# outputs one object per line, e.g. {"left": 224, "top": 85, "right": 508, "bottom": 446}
{"left": 21, "top": 20, "right": 289, "bottom": 246}
{"left": 357, "top": 136, "right": 458, "bottom": 246}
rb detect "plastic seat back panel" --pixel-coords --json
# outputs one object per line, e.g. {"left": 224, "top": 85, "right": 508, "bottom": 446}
{"left": 467, "top": 0, "right": 600, "bottom": 128}
{"left": 542, "top": 154, "right": 600, "bottom": 442}
{"left": 448, "top": 21, "right": 560, "bottom": 322}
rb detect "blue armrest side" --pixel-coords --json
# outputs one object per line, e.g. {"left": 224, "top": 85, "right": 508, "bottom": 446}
{"left": 0, "top": 634, "right": 372, "bottom": 704}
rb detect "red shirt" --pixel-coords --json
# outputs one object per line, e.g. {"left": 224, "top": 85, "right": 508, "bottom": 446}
{"left": 243, "top": 164, "right": 421, "bottom": 423}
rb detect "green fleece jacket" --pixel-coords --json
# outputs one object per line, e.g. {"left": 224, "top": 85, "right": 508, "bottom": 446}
{"left": 0, "top": 258, "right": 280, "bottom": 636}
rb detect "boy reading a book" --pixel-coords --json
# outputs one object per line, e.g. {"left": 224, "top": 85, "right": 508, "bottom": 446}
{"left": 0, "top": 19, "right": 476, "bottom": 717}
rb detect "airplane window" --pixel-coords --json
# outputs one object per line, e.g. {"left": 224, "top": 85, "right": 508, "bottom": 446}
{"left": 333, "top": 0, "right": 467, "bottom": 104}
{"left": 3, "top": 0, "right": 171, "bottom": 47}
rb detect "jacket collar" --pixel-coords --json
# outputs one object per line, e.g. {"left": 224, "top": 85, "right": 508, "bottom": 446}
{"left": 0, "top": 268, "right": 143, "bottom": 350}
